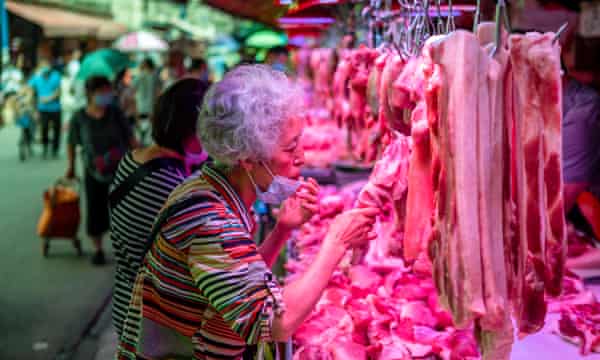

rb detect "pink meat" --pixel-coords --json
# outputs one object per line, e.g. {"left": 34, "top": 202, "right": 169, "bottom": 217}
{"left": 390, "top": 57, "right": 424, "bottom": 113}
{"left": 474, "top": 27, "right": 516, "bottom": 360}
{"left": 509, "top": 32, "right": 566, "bottom": 335}
{"left": 426, "top": 30, "right": 487, "bottom": 328}
{"left": 368, "top": 51, "right": 389, "bottom": 119}
{"left": 331, "top": 47, "right": 380, "bottom": 162}
{"left": 311, "top": 48, "right": 336, "bottom": 108}
{"left": 354, "top": 133, "right": 411, "bottom": 262}
{"left": 332, "top": 50, "right": 353, "bottom": 127}
{"left": 533, "top": 36, "right": 567, "bottom": 298}
{"left": 403, "top": 102, "right": 434, "bottom": 262}
{"left": 356, "top": 133, "right": 411, "bottom": 209}
{"left": 379, "top": 54, "right": 405, "bottom": 133}
{"left": 348, "top": 47, "right": 378, "bottom": 128}
{"left": 504, "top": 54, "right": 527, "bottom": 314}
{"left": 558, "top": 302, "right": 600, "bottom": 355}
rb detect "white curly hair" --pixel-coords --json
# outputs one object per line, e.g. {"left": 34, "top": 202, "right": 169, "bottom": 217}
{"left": 198, "top": 64, "right": 304, "bottom": 166}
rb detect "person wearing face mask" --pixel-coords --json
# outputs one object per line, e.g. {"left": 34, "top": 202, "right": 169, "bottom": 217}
{"left": 108, "top": 78, "right": 210, "bottom": 337}
{"left": 27, "top": 57, "right": 62, "bottom": 159}
{"left": 116, "top": 65, "right": 378, "bottom": 360}
{"left": 265, "top": 46, "right": 289, "bottom": 73}
{"left": 66, "top": 76, "right": 137, "bottom": 265}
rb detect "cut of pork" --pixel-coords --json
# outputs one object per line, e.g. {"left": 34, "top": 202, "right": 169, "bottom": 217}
{"left": 403, "top": 102, "right": 434, "bottom": 262}
{"left": 509, "top": 32, "right": 565, "bottom": 335}
{"left": 426, "top": 30, "right": 487, "bottom": 328}
{"left": 355, "top": 133, "right": 411, "bottom": 262}
{"left": 379, "top": 55, "right": 406, "bottom": 134}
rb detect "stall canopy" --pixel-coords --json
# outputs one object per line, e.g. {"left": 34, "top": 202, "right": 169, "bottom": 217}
{"left": 202, "top": 0, "right": 288, "bottom": 27}
{"left": 5, "top": 0, "right": 127, "bottom": 39}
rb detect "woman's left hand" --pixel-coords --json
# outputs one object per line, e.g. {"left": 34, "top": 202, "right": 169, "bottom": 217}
{"left": 276, "top": 177, "right": 320, "bottom": 230}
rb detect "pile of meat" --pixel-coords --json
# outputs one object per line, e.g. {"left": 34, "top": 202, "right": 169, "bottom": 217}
{"left": 287, "top": 179, "right": 480, "bottom": 360}
{"left": 550, "top": 227, "right": 600, "bottom": 355}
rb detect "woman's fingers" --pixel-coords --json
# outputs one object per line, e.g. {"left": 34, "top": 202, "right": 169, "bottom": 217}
{"left": 298, "top": 179, "right": 320, "bottom": 196}
{"left": 348, "top": 207, "right": 379, "bottom": 219}
{"left": 297, "top": 192, "right": 318, "bottom": 204}
{"left": 350, "top": 228, "right": 373, "bottom": 247}
{"left": 307, "top": 178, "right": 320, "bottom": 194}
{"left": 303, "top": 204, "right": 320, "bottom": 214}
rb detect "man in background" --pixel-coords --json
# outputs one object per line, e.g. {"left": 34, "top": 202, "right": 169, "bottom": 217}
{"left": 265, "top": 46, "right": 289, "bottom": 72}
{"left": 61, "top": 49, "right": 82, "bottom": 126}
{"left": 186, "top": 57, "right": 210, "bottom": 82}
{"left": 28, "top": 57, "right": 62, "bottom": 159}
{"left": 132, "top": 58, "right": 156, "bottom": 146}
{"left": 561, "top": 36, "right": 600, "bottom": 270}
{"left": 562, "top": 69, "right": 600, "bottom": 214}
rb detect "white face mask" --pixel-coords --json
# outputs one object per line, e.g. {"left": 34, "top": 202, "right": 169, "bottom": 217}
{"left": 246, "top": 163, "right": 301, "bottom": 205}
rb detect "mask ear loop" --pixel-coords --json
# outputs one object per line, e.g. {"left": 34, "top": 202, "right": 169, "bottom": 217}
{"left": 247, "top": 162, "right": 274, "bottom": 193}
{"left": 245, "top": 167, "right": 261, "bottom": 191}
{"left": 262, "top": 162, "right": 277, "bottom": 179}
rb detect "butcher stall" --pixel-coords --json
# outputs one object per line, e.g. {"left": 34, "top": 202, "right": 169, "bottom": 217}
{"left": 239, "top": 0, "right": 600, "bottom": 359}
{"left": 195, "top": 0, "right": 600, "bottom": 358}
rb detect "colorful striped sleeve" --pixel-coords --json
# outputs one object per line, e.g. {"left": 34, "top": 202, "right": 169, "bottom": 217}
{"left": 186, "top": 203, "right": 282, "bottom": 345}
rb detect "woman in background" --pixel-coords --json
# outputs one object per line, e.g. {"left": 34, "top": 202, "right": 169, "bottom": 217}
{"left": 66, "top": 76, "right": 136, "bottom": 265}
{"left": 109, "top": 78, "right": 210, "bottom": 337}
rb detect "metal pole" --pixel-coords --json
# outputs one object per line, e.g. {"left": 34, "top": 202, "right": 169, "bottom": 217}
{"left": 0, "top": 0, "right": 7, "bottom": 85}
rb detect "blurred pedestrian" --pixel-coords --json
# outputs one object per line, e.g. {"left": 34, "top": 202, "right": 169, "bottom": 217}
{"left": 65, "top": 49, "right": 81, "bottom": 79}
{"left": 109, "top": 77, "right": 210, "bottom": 336}
{"left": 132, "top": 58, "right": 156, "bottom": 146}
{"left": 265, "top": 46, "right": 289, "bottom": 72}
{"left": 158, "top": 49, "right": 185, "bottom": 91}
{"left": 186, "top": 57, "right": 210, "bottom": 82}
{"left": 15, "top": 82, "right": 37, "bottom": 161}
{"left": 66, "top": 76, "right": 137, "bottom": 265}
{"left": 28, "top": 57, "right": 62, "bottom": 159}
{"left": 114, "top": 68, "right": 136, "bottom": 129}
{"left": 60, "top": 50, "right": 81, "bottom": 126}
{"left": 1, "top": 54, "right": 25, "bottom": 96}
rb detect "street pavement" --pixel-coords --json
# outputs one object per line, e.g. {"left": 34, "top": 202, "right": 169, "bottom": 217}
{"left": 0, "top": 125, "right": 115, "bottom": 360}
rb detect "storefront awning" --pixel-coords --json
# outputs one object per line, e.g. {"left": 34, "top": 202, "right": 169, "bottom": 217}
{"left": 6, "top": 0, "right": 127, "bottom": 39}
{"left": 203, "top": 0, "right": 287, "bottom": 27}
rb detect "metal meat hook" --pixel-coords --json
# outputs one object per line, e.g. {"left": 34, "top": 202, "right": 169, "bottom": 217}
{"left": 446, "top": 0, "right": 456, "bottom": 33}
{"left": 434, "top": 0, "right": 444, "bottom": 34}
{"left": 490, "top": 0, "right": 506, "bottom": 58}
{"left": 473, "top": 0, "right": 482, "bottom": 33}
{"left": 553, "top": 22, "right": 568, "bottom": 44}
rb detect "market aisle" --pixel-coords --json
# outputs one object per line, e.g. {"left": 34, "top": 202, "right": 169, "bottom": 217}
{"left": 0, "top": 125, "right": 114, "bottom": 360}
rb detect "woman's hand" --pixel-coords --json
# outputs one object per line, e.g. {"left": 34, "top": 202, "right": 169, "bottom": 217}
{"left": 322, "top": 207, "right": 379, "bottom": 260}
{"left": 276, "top": 177, "right": 320, "bottom": 230}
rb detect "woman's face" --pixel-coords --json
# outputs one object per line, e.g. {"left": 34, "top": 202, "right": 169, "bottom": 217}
{"left": 251, "top": 116, "right": 305, "bottom": 188}
{"left": 90, "top": 86, "right": 114, "bottom": 108}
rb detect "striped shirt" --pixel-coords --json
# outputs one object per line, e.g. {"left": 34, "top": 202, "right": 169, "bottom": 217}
{"left": 117, "top": 164, "right": 284, "bottom": 360}
{"left": 110, "top": 152, "right": 187, "bottom": 336}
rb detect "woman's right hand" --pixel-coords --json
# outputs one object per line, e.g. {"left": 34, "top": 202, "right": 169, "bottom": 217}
{"left": 323, "top": 207, "right": 379, "bottom": 260}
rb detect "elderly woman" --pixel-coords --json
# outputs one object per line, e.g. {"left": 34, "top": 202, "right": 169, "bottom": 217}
{"left": 117, "top": 65, "right": 377, "bottom": 359}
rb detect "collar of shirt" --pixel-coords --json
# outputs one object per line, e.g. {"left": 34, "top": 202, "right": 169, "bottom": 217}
{"left": 201, "top": 164, "right": 254, "bottom": 234}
